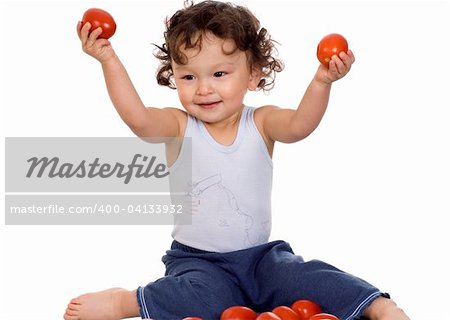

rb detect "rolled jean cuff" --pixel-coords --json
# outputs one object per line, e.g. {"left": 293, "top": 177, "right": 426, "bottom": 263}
{"left": 136, "top": 286, "right": 151, "bottom": 319}
{"left": 345, "top": 291, "right": 390, "bottom": 320}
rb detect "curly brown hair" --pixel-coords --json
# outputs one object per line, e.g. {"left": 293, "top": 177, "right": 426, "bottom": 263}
{"left": 154, "top": 0, "right": 284, "bottom": 91}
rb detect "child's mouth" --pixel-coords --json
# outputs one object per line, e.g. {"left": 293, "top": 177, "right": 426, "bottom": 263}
{"left": 198, "top": 101, "right": 221, "bottom": 109}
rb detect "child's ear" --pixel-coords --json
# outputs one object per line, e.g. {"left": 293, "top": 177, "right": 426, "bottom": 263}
{"left": 248, "top": 67, "right": 262, "bottom": 91}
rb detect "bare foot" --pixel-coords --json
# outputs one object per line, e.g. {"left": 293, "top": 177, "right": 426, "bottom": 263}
{"left": 63, "top": 288, "right": 140, "bottom": 320}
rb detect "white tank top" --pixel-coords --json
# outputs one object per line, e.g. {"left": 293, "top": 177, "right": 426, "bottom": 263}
{"left": 170, "top": 106, "right": 273, "bottom": 252}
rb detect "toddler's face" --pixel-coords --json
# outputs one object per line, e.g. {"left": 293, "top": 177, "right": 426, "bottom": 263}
{"left": 172, "top": 32, "right": 260, "bottom": 124}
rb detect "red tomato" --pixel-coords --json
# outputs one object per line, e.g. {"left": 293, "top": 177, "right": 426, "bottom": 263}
{"left": 316, "top": 33, "right": 348, "bottom": 65}
{"left": 82, "top": 8, "right": 116, "bottom": 39}
{"left": 290, "top": 299, "right": 322, "bottom": 320}
{"left": 309, "top": 313, "right": 339, "bottom": 320}
{"left": 256, "top": 312, "right": 282, "bottom": 320}
{"left": 272, "top": 306, "right": 300, "bottom": 320}
{"left": 221, "top": 306, "right": 258, "bottom": 320}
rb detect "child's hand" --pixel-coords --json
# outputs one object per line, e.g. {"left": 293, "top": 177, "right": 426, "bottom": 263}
{"left": 77, "top": 21, "right": 116, "bottom": 63}
{"left": 315, "top": 50, "right": 355, "bottom": 85}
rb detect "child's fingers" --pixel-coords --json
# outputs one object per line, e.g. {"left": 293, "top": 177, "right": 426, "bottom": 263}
{"left": 331, "top": 55, "right": 346, "bottom": 74}
{"left": 90, "top": 27, "right": 103, "bottom": 39}
{"left": 347, "top": 49, "right": 356, "bottom": 64}
{"left": 339, "top": 51, "right": 355, "bottom": 70}
{"left": 85, "top": 27, "right": 102, "bottom": 48}
{"left": 95, "top": 38, "right": 112, "bottom": 49}
{"left": 328, "top": 59, "right": 338, "bottom": 76}
{"left": 79, "top": 22, "right": 91, "bottom": 42}
{"left": 76, "top": 21, "right": 82, "bottom": 39}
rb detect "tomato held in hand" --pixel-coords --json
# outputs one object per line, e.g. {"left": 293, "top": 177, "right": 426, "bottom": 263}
{"left": 291, "top": 299, "right": 322, "bottom": 320}
{"left": 272, "top": 306, "right": 300, "bottom": 320}
{"left": 309, "top": 313, "right": 339, "bottom": 320}
{"left": 82, "top": 8, "right": 116, "bottom": 39}
{"left": 221, "top": 306, "right": 258, "bottom": 320}
{"left": 316, "top": 33, "right": 348, "bottom": 65}
{"left": 256, "top": 312, "right": 282, "bottom": 320}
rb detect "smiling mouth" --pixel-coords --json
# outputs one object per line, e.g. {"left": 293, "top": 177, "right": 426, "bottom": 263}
{"left": 197, "top": 101, "right": 221, "bottom": 109}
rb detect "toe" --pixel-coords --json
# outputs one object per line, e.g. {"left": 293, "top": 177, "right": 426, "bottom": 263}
{"left": 65, "top": 302, "right": 81, "bottom": 316}
{"left": 64, "top": 300, "right": 81, "bottom": 320}
{"left": 65, "top": 307, "right": 77, "bottom": 316}
{"left": 63, "top": 311, "right": 79, "bottom": 320}
{"left": 70, "top": 297, "right": 81, "bottom": 304}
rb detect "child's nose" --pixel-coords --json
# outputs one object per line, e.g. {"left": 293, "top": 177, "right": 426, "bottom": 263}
{"left": 196, "top": 79, "right": 213, "bottom": 95}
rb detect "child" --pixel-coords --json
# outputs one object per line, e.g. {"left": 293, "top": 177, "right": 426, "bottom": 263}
{"left": 65, "top": 1, "right": 410, "bottom": 319}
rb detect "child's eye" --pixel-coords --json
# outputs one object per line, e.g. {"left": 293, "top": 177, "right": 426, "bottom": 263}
{"left": 182, "top": 75, "right": 195, "bottom": 80}
{"left": 213, "top": 71, "right": 226, "bottom": 77}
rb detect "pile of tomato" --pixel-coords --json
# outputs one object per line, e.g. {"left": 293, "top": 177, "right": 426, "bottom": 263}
{"left": 182, "top": 299, "right": 339, "bottom": 320}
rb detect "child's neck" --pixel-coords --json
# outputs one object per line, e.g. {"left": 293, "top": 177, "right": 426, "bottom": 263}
{"left": 202, "top": 110, "right": 242, "bottom": 146}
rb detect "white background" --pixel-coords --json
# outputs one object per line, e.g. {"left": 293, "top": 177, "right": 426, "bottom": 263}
{"left": 1, "top": 0, "right": 449, "bottom": 319}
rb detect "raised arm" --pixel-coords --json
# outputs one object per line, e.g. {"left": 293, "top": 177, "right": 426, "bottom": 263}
{"left": 259, "top": 51, "right": 355, "bottom": 144}
{"left": 77, "top": 22, "right": 181, "bottom": 138}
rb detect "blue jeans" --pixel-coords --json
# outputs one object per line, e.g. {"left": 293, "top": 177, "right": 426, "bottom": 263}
{"left": 137, "top": 240, "right": 387, "bottom": 320}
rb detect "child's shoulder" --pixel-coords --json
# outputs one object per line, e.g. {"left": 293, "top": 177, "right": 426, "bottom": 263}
{"left": 253, "top": 104, "right": 280, "bottom": 123}
{"left": 163, "top": 107, "right": 188, "bottom": 122}
{"left": 164, "top": 107, "right": 186, "bottom": 115}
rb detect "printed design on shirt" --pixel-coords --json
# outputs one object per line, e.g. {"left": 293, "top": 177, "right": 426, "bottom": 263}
{"left": 188, "top": 173, "right": 266, "bottom": 247}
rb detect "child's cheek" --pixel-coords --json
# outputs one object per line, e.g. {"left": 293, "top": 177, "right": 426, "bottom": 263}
{"left": 177, "top": 88, "right": 192, "bottom": 108}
